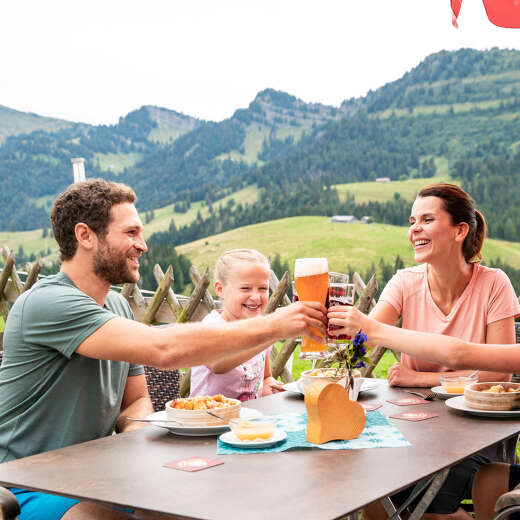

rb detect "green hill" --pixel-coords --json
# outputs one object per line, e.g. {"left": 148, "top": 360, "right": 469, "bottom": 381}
{"left": 0, "top": 105, "right": 77, "bottom": 144}
{"left": 176, "top": 216, "right": 520, "bottom": 277}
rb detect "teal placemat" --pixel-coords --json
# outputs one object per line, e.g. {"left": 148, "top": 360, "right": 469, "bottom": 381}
{"left": 217, "top": 411, "right": 410, "bottom": 455}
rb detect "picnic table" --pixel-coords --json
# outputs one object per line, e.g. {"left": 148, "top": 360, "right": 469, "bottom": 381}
{"left": 1, "top": 380, "right": 520, "bottom": 520}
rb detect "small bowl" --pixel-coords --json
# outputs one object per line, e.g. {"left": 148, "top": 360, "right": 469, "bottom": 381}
{"left": 298, "top": 368, "right": 360, "bottom": 393}
{"left": 229, "top": 417, "right": 276, "bottom": 441}
{"left": 440, "top": 373, "right": 478, "bottom": 394}
{"left": 166, "top": 396, "right": 241, "bottom": 426}
{"left": 465, "top": 382, "right": 520, "bottom": 410}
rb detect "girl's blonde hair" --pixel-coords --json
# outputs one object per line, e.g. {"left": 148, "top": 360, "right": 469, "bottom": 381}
{"left": 214, "top": 249, "right": 270, "bottom": 285}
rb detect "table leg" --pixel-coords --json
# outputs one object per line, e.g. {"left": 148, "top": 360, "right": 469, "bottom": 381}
{"left": 380, "top": 468, "right": 451, "bottom": 520}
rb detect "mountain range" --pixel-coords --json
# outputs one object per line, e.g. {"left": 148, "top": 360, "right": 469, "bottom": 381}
{"left": 1, "top": 47, "right": 519, "bottom": 233}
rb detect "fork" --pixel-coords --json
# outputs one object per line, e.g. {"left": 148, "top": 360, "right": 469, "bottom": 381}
{"left": 404, "top": 390, "right": 436, "bottom": 401}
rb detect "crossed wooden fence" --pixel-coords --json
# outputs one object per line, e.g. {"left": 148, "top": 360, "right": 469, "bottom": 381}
{"left": 0, "top": 247, "right": 389, "bottom": 400}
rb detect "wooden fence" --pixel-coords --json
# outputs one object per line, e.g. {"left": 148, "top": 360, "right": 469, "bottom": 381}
{"left": 0, "top": 246, "right": 392, "bottom": 396}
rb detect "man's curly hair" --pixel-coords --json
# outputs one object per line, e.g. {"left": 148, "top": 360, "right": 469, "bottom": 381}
{"left": 50, "top": 179, "right": 136, "bottom": 261}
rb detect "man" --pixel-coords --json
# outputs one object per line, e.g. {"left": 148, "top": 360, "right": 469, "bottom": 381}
{"left": 0, "top": 179, "right": 327, "bottom": 520}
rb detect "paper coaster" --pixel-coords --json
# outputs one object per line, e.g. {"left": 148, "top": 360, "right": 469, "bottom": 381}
{"left": 389, "top": 411, "right": 438, "bottom": 422}
{"left": 164, "top": 456, "right": 224, "bottom": 472}
{"left": 387, "top": 397, "right": 429, "bottom": 406}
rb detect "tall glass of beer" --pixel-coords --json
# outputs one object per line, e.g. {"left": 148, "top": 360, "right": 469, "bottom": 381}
{"left": 294, "top": 258, "right": 329, "bottom": 359}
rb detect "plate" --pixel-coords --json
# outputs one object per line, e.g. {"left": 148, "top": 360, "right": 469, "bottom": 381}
{"left": 219, "top": 429, "right": 287, "bottom": 449}
{"left": 431, "top": 386, "right": 463, "bottom": 399}
{"left": 146, "top": 407, "right": 262, "bottom": 436}
{"left": 445, "top": 395, "right": 520, "bottom": 417}
{"left": 283, "top": 379, "right": 378, "bottom": 395}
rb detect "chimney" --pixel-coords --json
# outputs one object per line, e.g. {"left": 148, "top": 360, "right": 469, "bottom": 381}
{"left": 71, "top": 158, "right": 86, "bottom": 183}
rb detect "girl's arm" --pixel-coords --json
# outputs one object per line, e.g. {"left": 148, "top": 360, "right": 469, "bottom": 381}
{"left": 328, "top": 306, "right": 520, "bottom": 374}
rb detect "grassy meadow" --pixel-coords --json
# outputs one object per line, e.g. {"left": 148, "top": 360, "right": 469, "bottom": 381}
{"left": 334, "top": 172, "right": 455, "bottom": 204}
{"left": 176, "top": 216, "right": 520, "bottom": 276}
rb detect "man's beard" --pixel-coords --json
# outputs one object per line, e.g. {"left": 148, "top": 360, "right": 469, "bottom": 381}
{"left": 93, "top": 240, "right": 139, "bottom": 285}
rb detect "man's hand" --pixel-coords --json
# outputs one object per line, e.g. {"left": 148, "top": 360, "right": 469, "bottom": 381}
{"left": 262, "top": 376, "right": 285, "bottom": 396}
{"left": 269, "top": 301, "right": 327, "bottom": 343}
{"left": 387, "top": 362, "right": 422, "bottom": 387}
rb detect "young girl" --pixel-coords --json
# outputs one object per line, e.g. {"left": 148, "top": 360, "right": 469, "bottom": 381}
{"left": 190, "top": 249, "right": 284, "bottom": 401}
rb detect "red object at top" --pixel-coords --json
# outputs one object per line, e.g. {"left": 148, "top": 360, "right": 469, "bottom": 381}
{"left": 452, "top": 0, "right": 520, "bottom": 28}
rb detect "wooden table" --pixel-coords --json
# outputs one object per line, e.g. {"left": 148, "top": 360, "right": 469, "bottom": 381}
{"left": 1, "top": 380, "right": 520, "bottom": 520}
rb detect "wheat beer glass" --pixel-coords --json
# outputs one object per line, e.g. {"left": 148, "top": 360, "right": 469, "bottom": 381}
{"left": 294, "top": 258, "right": 329, "bottom": 359}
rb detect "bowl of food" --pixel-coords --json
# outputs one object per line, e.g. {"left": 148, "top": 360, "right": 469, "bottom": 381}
{"left": 166, "top": 395, "right": 241, "bottom": 426}
{"left": 440, "top": 373, "right": 478, "bottom": 394}
{"left": 228, "top": 417, "right": 276, "bottom": 441}
{"left": 298, "top": 368, "right": 360, "bottom": 393}
{"left": 465, "top": 382, "right": 520, "bottom": 411}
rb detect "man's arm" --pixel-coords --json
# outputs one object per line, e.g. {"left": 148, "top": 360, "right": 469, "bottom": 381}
{"left": 115, "top": 374, "right": 154, "bottom": 432}
{"left": 76, "top": 301, "right": 327, "bottom": 370}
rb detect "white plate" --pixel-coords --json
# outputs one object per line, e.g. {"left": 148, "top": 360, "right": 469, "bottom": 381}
{"left": 445, "top": 395, "right": 520, "bottom": 417}
{"left": 431, "top": 386, "right": 463, "bottom": 399}
{"left": 283, "top": 379, "right": 378, "bottom": 395}
{"left": 219, "top": 429, "right": 287, "bottom": 449}
{"left": 146, "top": 407, "right": 262, "bottom": 436}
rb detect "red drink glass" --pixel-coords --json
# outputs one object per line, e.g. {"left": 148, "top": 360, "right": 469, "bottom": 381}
{"left": 327, "top": 273, "right": 355, "bottom": 344}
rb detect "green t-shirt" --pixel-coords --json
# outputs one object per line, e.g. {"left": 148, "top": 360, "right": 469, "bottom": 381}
{"left": 0, "top": 272, "right": 144, "bottom": 462}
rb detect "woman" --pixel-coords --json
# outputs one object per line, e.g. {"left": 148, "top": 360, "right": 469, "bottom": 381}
{"left": 352, "top": 183, "right": 520, "bottom": 520}
{"left": 328, "top": 306, "right": 520, "bottom": 520}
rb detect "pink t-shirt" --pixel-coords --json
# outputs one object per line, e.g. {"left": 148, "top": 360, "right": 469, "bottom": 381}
{"left": 189, "top": 310, "right": 267, "bottom": 401}
{"left": 379, "top": 263, "right": 520, "bottom": 373}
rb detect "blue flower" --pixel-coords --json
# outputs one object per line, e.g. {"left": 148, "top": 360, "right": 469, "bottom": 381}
{"left": 353, "top": 331, "right": 368, "bottom": 347}
{"left": 355, "top": 361, "right": 365, "bottom": 368}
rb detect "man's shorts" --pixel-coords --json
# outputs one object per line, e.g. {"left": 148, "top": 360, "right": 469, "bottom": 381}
{"left": 392, "top": 454, "right": 490, "bottom": 514}
{"left": 10, "top": 488, "right": 134, "bottom": 520}
{"left": 10, "top": 488, "right": 80, "bottom": 520}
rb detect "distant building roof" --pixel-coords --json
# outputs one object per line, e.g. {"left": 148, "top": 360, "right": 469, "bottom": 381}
{"left": 376, "top": 177, "right": 391, "bottom": 182}
{"left": 331, "top": 215, "right": 357, "bottom": 223}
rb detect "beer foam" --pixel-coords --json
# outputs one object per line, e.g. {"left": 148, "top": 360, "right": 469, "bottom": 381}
{"left": 294, "top": 258, "right": 328, "bottom": 278}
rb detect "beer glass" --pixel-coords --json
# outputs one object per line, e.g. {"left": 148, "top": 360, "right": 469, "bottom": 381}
{"left": 328, "top": 273, "right": 355, "bottom": 344}
{"left": 294, "top": 258, "right": 329, "bottom": 359}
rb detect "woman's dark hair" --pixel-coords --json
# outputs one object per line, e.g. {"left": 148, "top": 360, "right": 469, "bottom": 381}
{"left": 50, "top": 179, "right": 136, "bottom": 261}
{"left": 418, "top": 183, "right": 486, "bottom": 263}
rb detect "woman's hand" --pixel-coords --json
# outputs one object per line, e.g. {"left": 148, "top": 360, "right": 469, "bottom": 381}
{"left": 327, "top": 305, "right": 374, "bottom": 339}
{"left": 387, "top": 362, "right": 423, "bottom": 387}
{"left": 262, "top": 376, "right": 285, "bottom": 396}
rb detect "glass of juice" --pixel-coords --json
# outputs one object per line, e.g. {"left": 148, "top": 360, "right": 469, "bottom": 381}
{"left": 294, "top": 258, "right": 329, "bottom": 359}
{"left": 229, "top": 418, "right": 276, "bottom": 441}
{"left": 440, "top": 373, "right": 478, "bottom": 394}
{"left": 327, "top": 272, "right": 355, "bottom": 345}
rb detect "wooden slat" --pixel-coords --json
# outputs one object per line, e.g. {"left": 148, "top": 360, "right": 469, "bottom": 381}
{"left": 189, "top": 265, "right": 216, "bottom": 313}
{"left": 141, "top": 266, "right": 174, "bottom": 326}
{"left": 177, "top": 269, "right": 210, "bottom": 323}
{"left": 153, "top": 264, "right": 183, "bottom": 320}
{"left": 23, "top": 256, "right": 42, "bottom": 292}
{"left": 263, "top": 271, "right": 290, "bottom": 315}
{"left": 269, "top": 270, "right": 291, "bottom": 306}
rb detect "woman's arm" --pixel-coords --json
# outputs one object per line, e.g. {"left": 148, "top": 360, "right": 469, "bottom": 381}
{"left": 478, "top": 317, "right": 515, "bottom": 382}
{"left": 328, "top": 306, "right": 520, "bottom": 373}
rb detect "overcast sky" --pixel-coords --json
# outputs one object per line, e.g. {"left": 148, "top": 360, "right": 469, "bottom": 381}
{"left": 1, "top": 0, "right": 518, "bottom": 125}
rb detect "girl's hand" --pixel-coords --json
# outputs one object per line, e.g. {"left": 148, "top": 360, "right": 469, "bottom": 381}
{"left": 262, "top": 376, "right": 285, "bottom": 396}
{"left": 327, "top": 305, "right": 373, "bottom": 338}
